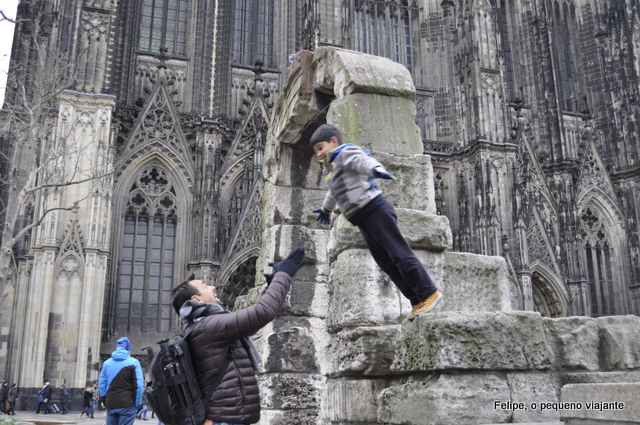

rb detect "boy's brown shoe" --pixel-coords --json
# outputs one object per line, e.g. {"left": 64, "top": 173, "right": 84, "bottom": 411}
{"left": 407, "top": 291, "right": 443, "bottom": 320}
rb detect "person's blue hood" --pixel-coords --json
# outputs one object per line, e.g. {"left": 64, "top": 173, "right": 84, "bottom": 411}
{"left": 328, "top": 143, "right": 353, "bottom": 163}
{"left": 328, "top": 143, "right": 371, "bottom": 163}
{"left": 117, "top": 337, "right": 132, "bottom": 351}
{"left": 110, "top": 346, "right": 131, "bottom": 361}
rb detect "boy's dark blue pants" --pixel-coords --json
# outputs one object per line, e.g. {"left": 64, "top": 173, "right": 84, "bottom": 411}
{"left": 357, "top": 200, "right": 438, "bottom": 306}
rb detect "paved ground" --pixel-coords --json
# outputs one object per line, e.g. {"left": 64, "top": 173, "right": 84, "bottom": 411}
{"left": 5, "top": 411, "right": 157, "bottom": 425}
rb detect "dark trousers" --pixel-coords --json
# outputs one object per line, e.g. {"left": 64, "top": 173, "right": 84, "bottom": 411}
{"left": 357, "top": 200, "right": 437, "bottom": 305}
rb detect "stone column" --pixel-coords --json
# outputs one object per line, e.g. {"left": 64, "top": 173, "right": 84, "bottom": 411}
{"left": 20, "top": 248, "right": 56, "bottom": 387}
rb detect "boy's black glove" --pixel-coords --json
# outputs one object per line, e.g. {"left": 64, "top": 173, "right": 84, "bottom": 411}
{"left": 372, "top": 166, "right": 397, "bottom": 181}
{"left": 313, "top": 207, "right": 331, "bottom": 224}
{"left": 263, "top": 248, "right": 306, "bottom": 284}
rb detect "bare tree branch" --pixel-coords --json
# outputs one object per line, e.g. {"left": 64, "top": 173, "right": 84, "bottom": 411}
{"left": 0, "top": 10, "right": 15, "bottom": 24}
{"left": 0, "top": 2, "right": 113, "bottom": 307}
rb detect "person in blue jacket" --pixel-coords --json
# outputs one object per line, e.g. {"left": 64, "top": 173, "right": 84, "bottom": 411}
{"left": 98, "top": 337, "right": 144, "bottom": 425}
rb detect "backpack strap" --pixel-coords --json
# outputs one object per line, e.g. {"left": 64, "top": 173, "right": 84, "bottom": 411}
{"left": 181, "top": 320, "right": 234, "bottom": 404}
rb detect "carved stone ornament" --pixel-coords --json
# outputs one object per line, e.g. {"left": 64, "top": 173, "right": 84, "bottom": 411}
{"left": 81, "top": 12, "right": 110, "bottom": 39}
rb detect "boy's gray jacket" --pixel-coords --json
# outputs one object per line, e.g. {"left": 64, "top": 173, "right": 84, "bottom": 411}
{"left": 322, "top": 144, "right": 383, "bottom": 219}
{"left": 185, "top": 271, "right": 292, "bottom": 424}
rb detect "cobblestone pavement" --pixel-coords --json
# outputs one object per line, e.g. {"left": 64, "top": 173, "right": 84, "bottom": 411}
{"left": 6, "top": 411, "right": 157, "bottom": 425}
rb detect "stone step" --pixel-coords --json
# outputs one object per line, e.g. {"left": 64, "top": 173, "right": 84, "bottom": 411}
{"left": 560, "top": 382, "right": 640, "bottom": 424}
{"left": 484, "top": 423, "right": 565, "bottom": 425}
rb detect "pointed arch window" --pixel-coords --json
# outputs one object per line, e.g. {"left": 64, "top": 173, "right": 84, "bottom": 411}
{"left": 139, "top": 0, "right": 188, "bottom": 56}
{"left": 581, "top": 207, "right": 614, "bottom": 317}
{"left": 553, "top": 1, "right": 579, "bottom": 111}
{"left": 353, "top": 0, "right": 416, "bottom": 71}
{"left": 233, "top": 0, "right": 274, "bottom": 68}
{"left": 117, "top": 167, "right": 177, "bottom": 333}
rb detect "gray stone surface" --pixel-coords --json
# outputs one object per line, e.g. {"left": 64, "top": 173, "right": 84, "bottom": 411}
{"left": 328, "top": 209, "right": 451, "bottom": 257}
{"left": 419, "top": 251, "right": 512, "bottom": 313}
{"left": 544, "top": 316, "right": 600, "bottom": 371}
{"left": 259, "top": 373, "right": 324, "bottom": 410}
{"left": 267, "top": 50, "right": 320, "bottom": 146}
{"left": 260, "top": 317, "right": 320, "bottom": 374}
{"left": 253, "top": 46, "right": 640, "bottom": 425}
{"left": 375, "top": 151, "right": 437, "bottom": 214}
{"left": 328, "top": 325, "right": 402, "bottom": 376}
{"left": 327, "top": 379, "right": 381, "bottom": 423}
{"left": 312, "top": 46, "right": 415, "bottom": 99}
{"left": 257, "top": 409, "right": 320, "bottom": 425}
{"left": 377, "top": 374, "right": 512, "bottom": 425}
{"left": 325, "top": 245, "right": 511, "bottom": 326}
{"left": 327, "top": 249, "right": 411, "bottom": 329}
{"left": 560, "top": 383, "right": 640, "bottom": 422}
{"left": 595, "top": 315, "right": 640, "bottom": 370}
{"left": 256, "top": 224, "right": 330, "bottom": 280}
{"left": 261, "top": 184, "right": 327, "bottom": 226}
{"left": 392, "top": 311, "right": 555, "bottom": 371}
{"left": 507, "top": 373, "right": 562, "bottom": 423}
{"left": 327, "top": 93, "right": 424, "bottom": 156}
{"left": 560, "top": 370, "right": 640, "bottom": 386}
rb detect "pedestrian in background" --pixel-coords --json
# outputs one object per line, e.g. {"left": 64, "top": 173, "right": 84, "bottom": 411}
{"left": 7, "top": 384, "right": 19, "bottom": 415}
{"left": 59, "top": 385, "right": 69, "bottom": 414}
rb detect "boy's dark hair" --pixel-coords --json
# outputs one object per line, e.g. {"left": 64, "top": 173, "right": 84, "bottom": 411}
{"left": 310, "top": 123, "right": 343, "bottom": 147}
{"left": 171, "top": 273, "right": 199, "bottom": 314}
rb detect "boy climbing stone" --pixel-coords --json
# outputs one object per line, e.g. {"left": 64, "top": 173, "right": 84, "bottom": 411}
{"left": 311, "top": 123, "right": 442, "bottom": 319}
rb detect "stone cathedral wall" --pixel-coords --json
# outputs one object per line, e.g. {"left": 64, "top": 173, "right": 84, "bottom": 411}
{"left": 236, "top": 47, "right": 640, "bottom": 425}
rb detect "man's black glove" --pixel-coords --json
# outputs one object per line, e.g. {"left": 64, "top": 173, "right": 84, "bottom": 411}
{"left": 263, "top": 248, "right": 306, "bottom": 284}
{"left": 313, "top": 207, "right": 331, "bottom": 225}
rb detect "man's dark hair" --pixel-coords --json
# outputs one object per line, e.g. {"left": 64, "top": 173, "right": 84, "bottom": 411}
{"left": 310, "top": 123, "right": 343, "bottom": 147}
{"left": 171, "top": 273, "right": 199, "bottom": 314}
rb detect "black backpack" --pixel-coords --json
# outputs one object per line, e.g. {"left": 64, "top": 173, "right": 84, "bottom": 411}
{"left": 145, "top": 323, "right": 232, "bottom": 425}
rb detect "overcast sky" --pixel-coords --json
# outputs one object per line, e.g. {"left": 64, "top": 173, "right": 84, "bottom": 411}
{"left": 0, "top": 0, "right": 19, "bottom": 108}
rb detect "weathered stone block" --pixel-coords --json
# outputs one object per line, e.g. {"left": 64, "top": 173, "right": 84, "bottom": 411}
{"left": 327, "top": 249, "right": 411, "bottom": 330}
{"left": 312, "top": 46, "right": 415, "bottom": 99}
{"left": 437, "top": 251, "right": 512, "bottom": 312}
{"left": 259, "top": 317, "right": 328, "bottom": 374}
{"left": 259, "top": 373, "right": 324, "bottom": 410}
{"left": 262, "top": 184, "right": 327, "bottom": 226}
{"left": 235, "top": 224, "right": 332, "bottom": 317}
{"left": 264, "top": 52, "right": 325, "bottom": 189}
{"left": 375, "top": 151, "right": 437, "bottom": 213}
{"left": 329, "top": 325, "right": 402, "bottom": 376}
{"left": 328, "top": 209, "right": 451, "bottom": 258}
{"left": 560, "top": 383, "right": 640, "bottom": 423}
{"left": 256, "top": 224, "right": 331, "bottom": 277}
{"left": 326, "top": 247, "right": 509, "bottom": 331}
{"left": 235, "top": 279, "right": 332, "bottom": 320}
{"left": 560, "top": 370, "right": 640, "bottom": 386}
{"left": 377, "top": 374, "right": 511, "bottom": 425}
{"left": 267, "top": 50, "right": 319, "bottom": 146}
{"left": 507, "top": 373, "right": 561, "bottom": 422}
{"left": 392, "top": 311, "right": 555, "bottom": 371}
{"left": 327, "top": 93, "right": 423, "bottom": 156}
{"left": 257, "top": 409, "right": 319, "bottom": 425}
{"left": 595, "top": 315, "right": 640, "bottom": 370}
{"left": 233, "top": 284, "right": 263, "bottom": 311}
{"left": 543, "top": 317, "right": 600, "bottom": 370}
{"left": 327, "top": 379, "right": 380, "bottom": 423}
{"left": 263, "top": 141, "right": 328, "bottom": 189}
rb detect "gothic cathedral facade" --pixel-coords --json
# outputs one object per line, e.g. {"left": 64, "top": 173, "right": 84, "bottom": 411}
{"left": 0, "top": 0, "right": 638, "bottom": 395}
